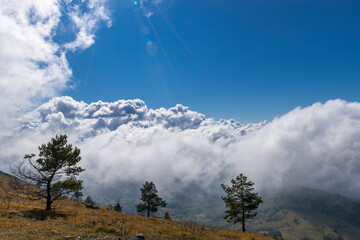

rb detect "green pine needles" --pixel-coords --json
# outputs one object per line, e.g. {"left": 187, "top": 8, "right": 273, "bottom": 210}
{"left": 12, "top": 134, "right": 85, "bottom": 211}
{"left": 221, "top": 173, "right": 263, "bottom": 232}
{"left": 136, "top": 181, "right": 167, "bottom": 217}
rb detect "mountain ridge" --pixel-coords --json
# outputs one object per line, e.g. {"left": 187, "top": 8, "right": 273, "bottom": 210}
{"left": 0, "top": 170, "right": 272, "bottom": 239}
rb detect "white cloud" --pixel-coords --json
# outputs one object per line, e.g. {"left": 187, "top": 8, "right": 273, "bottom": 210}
{"left": 0, "top": 0, "right": 110, "bottom": 131}
{"left": 1, "top": 1, "right": 359, "bottom": 202}
{"left": 2, "top": 97, "right": 360, "bottom": 199}
{"left": 0, "top": 0, "right": 65, "bottom": 127}
{"left": 64, "top": 0, "right": 111, "bottom": 50}
{"left": 226, "top": 100, "right": 360, "bottom": 197}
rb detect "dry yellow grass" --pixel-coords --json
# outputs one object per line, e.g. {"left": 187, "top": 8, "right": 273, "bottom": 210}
{"left": 0, "top": 172, "right": 273, "bottom": 240}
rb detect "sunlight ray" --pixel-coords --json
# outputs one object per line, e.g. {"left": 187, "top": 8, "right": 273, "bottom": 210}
{"left": 145, "top": 13, "right": 183, "bottom": 90}
{"left": 155, "top": 5, "right": 213, "bottom": 84}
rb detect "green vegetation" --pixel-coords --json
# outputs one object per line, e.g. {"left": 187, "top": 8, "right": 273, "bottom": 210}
{"left": 0, "top": 171, "right": 272, "bottom": 240}
{"left": 72, "top": 189, "right": 83, "bottom": 201}
{"left": 113, "top": 202, "right": 122, "bottom": 212}
{"left": 3, "top": 135, "right": 360, "bottom": 239}
{"left": 85, "top": 196, "right": 96, "bottom": 205}
{"left": 251, "top": 187, "right": 360, "bottom": 239}
{"left": 164, "top": 211, "right": 171, "bottom": 220}
{"left": 124, "top": 185, "right": 360, "bottom": 239}
{"left": 11, "top": 135, "right": 84, "bottom": 211}
{"left": 136, "top": 181, "right": 167, "bottom": 217}
{"left": 221, "top": 173, "right": 263, "bottom": 232}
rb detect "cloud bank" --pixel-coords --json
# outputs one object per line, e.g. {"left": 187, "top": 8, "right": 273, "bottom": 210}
{"left": 0, "top": 0, "right": 110, "bottom": 130}
{"left": 1, "top": 0, "right": 359, "bottom": 202}
{"left": 2, "top": 97, "right": 360, "bottom": 199}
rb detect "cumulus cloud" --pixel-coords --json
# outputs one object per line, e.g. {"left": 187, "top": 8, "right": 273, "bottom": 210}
{"left": 2, "top": 97, "right": 360, "bottom": 199}
{"left": 0, "top": 0, "right": 110, "bottom": 131}
{"left": 1, "top": 1, "right": 358, "bottom": 202}
{"left": 226, "top": 100, "right": 360, "bottom": 197}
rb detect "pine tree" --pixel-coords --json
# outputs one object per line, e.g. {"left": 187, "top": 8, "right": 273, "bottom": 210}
{"left": 164, "top": 211, "right": 171, "bottom": 220}
{"left": 12, "top": 135, "right": 84, "bottom": 211}
{"left": 136, "top": 181, "right": 167, "bottom": 217}
{"left": 114, "top": 202, "right": 122, "bottom": 212}
{"left": 84, "top": 196, "right": 95, "bottom": 205}
{"left": 221, "top": 173, "right": 263, "bottom": 232}
{"left": 72, "top": 189, "right": 83, "bottom": 201}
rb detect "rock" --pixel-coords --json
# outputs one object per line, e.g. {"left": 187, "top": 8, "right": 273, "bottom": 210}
{"left": 100, "top": 236, "right": 110, "bottom": 240}
{"left": 85, "top": 204, "right": 99, "bottom": 209}
{"left": 133, "top": 234, "right": 145, "bottom": 240}
{"left": 8, "top": 210, "right": 22, "bottom": 217}
{"left": 65, "top": 235, "right": 72, "bottom": 239}
{"left": 51, "top": 229, "right": 58, "bottom": 234}
{"left": 76, "top": 236, "right": 81, "bottom": 240}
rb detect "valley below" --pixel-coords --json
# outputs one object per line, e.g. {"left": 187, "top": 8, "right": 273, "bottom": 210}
{"left": 1, "top": 170, "right": 359, "bottom": 240}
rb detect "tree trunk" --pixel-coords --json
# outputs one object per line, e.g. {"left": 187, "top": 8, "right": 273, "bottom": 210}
{"left": 242, "top": 209, "right": 245, "bottom": 232}
{"left": 242, "top": 193, "right": 246, "bottom": 232}
{"left": 46, "top": 182, "right": 52, "bottom": 211}
{"left": 46, "top": 197, "right": 52, "bottom": 211}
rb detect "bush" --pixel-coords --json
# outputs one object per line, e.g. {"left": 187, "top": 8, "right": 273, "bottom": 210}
{"left": 164, "top": 211, "right": 171, "bottom": 220}
{"left": 84, "top": 196, "right": 95, "bottom": 205}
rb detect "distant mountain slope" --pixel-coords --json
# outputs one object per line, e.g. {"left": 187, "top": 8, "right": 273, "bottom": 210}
{"left": 252, "top": 187, "right": 360, "bottom": 240}
{"left": 0, "top": 170, "right": 271, "bottom": 240}
{"left": 119, "top": 185, "right": 360, "bottom": 240}
{"left": 3, "top": 168, "right": 359, "bottom": 239}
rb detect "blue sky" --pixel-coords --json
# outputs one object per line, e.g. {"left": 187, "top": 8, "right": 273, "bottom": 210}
{"left": 64, "top": 0, "right": 360, "bottom": 123}
{"left": 2, "top": 0, "right": 360, "bottom": 198}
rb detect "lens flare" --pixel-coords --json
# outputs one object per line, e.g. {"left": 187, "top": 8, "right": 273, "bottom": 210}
{"left": 134, "top": 1, "right": 138, "bottom": 6}
{"left": 146, "top": 37, "right": 153, "bottom": 45}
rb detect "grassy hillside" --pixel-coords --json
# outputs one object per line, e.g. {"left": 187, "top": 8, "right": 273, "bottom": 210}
{"left": 115, "top": 184, "right": 360, "bottom": 240}
{"left": 251, "top": 187, "right": 360, "bottom": 240}
{"left": 0, "top": 171, "right": 272, "bottom": 240}
{"left": 144, "top": 185, "right": 360, "bottom": 240}
{"left": 3, "top": 169, "right": 358, "bottom": 240}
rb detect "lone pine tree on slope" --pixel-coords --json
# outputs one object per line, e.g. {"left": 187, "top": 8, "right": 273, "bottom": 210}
{"left": 136, "top": 181, "right": 167, "bottom": 217}
{"left": 12, "top": 135, "right": 84, "bottom": 211}
{"left": 114, "top": 202, "right": 122, "bottom": 212}
{"left": 221, "top": 173, "right": 263, "bottom": 232}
